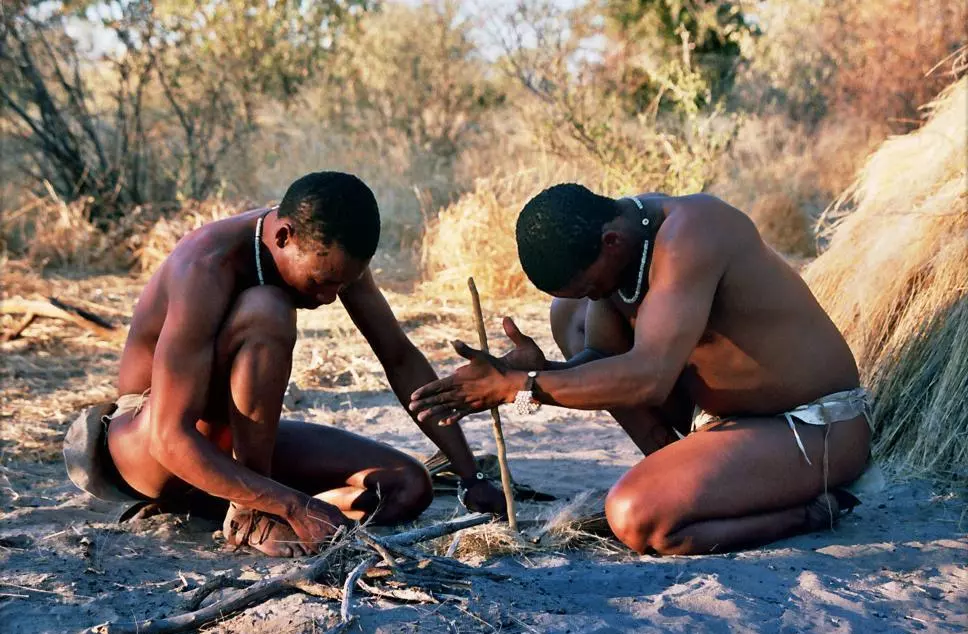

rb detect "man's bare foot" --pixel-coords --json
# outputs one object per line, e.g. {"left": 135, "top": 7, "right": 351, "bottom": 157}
{"left": 222, "top": 503, "right": 310, "bottom": 557}
{"left": 804, "top": 492, "right": 840, "bottom": 532}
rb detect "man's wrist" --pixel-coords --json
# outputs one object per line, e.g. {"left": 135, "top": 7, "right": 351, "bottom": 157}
{"left": 282, "top": 491, "right": 310, "bottom": 521}
{"left": 505, "top": 370, "right": 527, "bottom": 403}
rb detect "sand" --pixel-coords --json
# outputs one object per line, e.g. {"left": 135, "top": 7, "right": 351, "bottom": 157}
{"left": 1, "top": 274, "right": 966, "bottom": 633}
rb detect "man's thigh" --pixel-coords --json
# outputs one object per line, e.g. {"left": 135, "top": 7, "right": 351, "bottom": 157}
{"left": 269, "top": 419, "right": 425, "bottom": 494}
{"left": 612, "top": 414, "right": 871, "bottom": 529}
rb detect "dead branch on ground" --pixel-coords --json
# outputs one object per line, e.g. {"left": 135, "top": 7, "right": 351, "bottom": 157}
{"left": 79, "top": 513, "right": 496, "bottom": 634}
{"left": 0, "top": 297, "right": 122, "bottom": 342}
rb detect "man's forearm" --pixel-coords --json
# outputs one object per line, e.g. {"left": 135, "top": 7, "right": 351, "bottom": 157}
{"left": 151, "top": 430, "right": 303, "bottom": 517}
{"left": 528, "top": 353, "right": 669, "bottom": 411}
{"left": 386, "top": 349, "right": 480, "bottom": 478}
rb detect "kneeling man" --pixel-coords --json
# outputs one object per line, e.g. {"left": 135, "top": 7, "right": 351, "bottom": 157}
{"left": 410, "top": 185, "right": 871, "bottom": 555}
{"left": 65, "top": 172, "right": 504, "bottom": 557}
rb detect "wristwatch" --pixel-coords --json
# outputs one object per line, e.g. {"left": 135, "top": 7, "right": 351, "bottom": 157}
{"left": 513, "top": 370, "right": 542, "bottom": 416}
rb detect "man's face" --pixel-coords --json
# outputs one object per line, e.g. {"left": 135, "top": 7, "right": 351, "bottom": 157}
{"left": 551, "top": 249, "right": 624, "bottom": 301}
{"left": 276, "top": 241, "right": 368, "bottom": 308}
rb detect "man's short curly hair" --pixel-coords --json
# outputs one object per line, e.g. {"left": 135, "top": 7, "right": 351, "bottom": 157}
{"left": 278, "top": 171, "right": 380, "bottom": 260}
{"left": 516, "top": 183, "right": 620, "bottom": 293}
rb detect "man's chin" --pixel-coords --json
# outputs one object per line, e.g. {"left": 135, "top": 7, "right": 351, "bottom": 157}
{"left": 295, "top": 298, "right": 323, "bottom": 309}
{"left": 300, "top": 297, "right": 337, "bottom": 309}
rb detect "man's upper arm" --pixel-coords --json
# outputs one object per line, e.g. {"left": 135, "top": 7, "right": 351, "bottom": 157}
{"left": 629, "top": 218, "right": 727, "bottom": 398}
{"left": 340, "top": 269, "right": 414, "bottom": 367}
{"left": 150, "top": 263, "right": 233, "bottom": 441}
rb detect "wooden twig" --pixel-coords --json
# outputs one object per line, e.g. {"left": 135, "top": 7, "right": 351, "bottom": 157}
{"left": 383, "top": 512, "right": 491, "bottom": 546}
{"left": 372, "top": 537, "right": 508, "bottom": 580}
{"left": 79, "top": 530, "right": 350, "bottom": 634}
{"left": 183, "top": 573, "right": 253, "bottom": 610}
{"left": 289, "top": 580, "right": 341, "bottom": 601}
{"left": 340, "top": 555, "right": 376, "bottom": 625}
{"left": 49, "top": 297, "right": 116, "bottom": 329}
{"left": 0, "top": 297, "right": 120, "bottom": 341}
{"left": 356, "top": 579, "right": 437, "bottom": 604}
{"left": 2, "top": 312, "right": 35, "bottom": 342}
{"left": 79, "top": 515, "right": 492, "bottom": 634}
{"left": 356, "top": 530, "right": 399, "bottom": 571}
{"left": 467, "top": 277, "right": 519, "bottom": 532}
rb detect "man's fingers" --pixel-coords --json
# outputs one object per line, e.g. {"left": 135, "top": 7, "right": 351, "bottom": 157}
{"left": 502, "top": 316, "right": 525, "bottom": 344}
{"left": 411, "top": 389, "right": 462, "bottom": 414}
{"left": 410, "top": 375, "right": 456, "bottom": 403}
{"left": 417, "top": 402, "right": 460, "bottom": 423}
{"left": 443, "top": 410, "right": 470, "bottom": 426}
{"left": 452, "top": 339, "right": 483, "bottom": 360}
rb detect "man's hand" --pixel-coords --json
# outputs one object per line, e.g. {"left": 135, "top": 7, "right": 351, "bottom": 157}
{"left": 286, "top": 496, "right": 353, "bottom": 552}
{"left": 462, "top": 479, "right": 508, "bottom": 515}
{"left": 497, "top": 317, "right": 546, "bottom": 371}
{"left": 409, "top": 341, "right": 523, "bottom": 426}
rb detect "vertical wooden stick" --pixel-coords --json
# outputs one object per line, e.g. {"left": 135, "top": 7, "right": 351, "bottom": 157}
{"left": 467, "top": 277, "right": 518, "bottom": 532}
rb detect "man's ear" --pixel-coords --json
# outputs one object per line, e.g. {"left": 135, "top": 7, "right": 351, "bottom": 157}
{"left": 274, "top": 222, "right": 293, "bottom": 249}
{"left": 602, "top": 229, "right": 622, "bottom": 251}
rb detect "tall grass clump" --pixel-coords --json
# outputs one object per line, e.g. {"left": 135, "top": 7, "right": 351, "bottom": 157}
{"left": 803, "top": 79, "right": 968, "bottom": 482}
{"left": 0, "top": 189, "right": 114, "bottom": 270}
{"left": 420, "top": 169, "right": 551, "bottom": 300}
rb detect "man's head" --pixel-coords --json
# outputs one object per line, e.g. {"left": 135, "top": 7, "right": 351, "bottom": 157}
{"left": 267, "top": 171, "right": 380, "bottom": 308}
{"left": 516, "top": 183, "right": 638, "bottom": 299}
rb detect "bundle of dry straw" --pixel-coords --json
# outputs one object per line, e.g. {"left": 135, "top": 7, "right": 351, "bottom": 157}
{"left": 420, "top": 170, "right": 547, "bottom": 300}
{"left": 0, "top": 189, "right": 112, "bottom": 270}
{"left": 804, "top": 78, "right": 967, "bottom": 482}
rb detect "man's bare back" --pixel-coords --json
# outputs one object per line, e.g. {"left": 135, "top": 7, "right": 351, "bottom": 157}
{"left": 600, "top": 193, "right": 860, "bottom": 418}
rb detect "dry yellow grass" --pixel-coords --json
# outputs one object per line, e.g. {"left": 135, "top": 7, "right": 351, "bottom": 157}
{"left": 420, "top": 169, "right": 551, "bottom": 300}
{"left": 710, "top": 115, "right": 884, "bottom": 257}
{"left": 0, "top": 189, "right": 114, "bottom": 270}
{"left": 804, "top": 78, "right": 968, "bottom": 482}
{"left": 419, "top": 158, "right": 678, "bottom": 300}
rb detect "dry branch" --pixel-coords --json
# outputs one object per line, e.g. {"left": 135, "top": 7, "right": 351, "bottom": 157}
{"left": 0, "top": 297, "right": 120, "bottom": 341}
{"left": 384, "top": 512, "right": 491, "bottom": 546}
{"left": 2, "top": 313, "right": 36, "bottom": 342}
{"left": 340, "top": 555, "right": 377, "bottom": 624}
{"left": 79, "top": 514, "right": 494, "bottom": 634}
{"left": 468, "top": 277, "right": 519, "bottom": 531}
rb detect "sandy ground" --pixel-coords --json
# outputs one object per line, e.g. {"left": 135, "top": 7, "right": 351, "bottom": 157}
{"left": 1, "top": 271, "right": 966, "bottom": 633}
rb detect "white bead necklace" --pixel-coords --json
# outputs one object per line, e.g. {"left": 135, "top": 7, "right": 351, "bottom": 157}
{"left": 617, "top": 196, "right": 650, "bottom": 305}
{"left": 254, "top": 214, "right": 266, "bottom": 286}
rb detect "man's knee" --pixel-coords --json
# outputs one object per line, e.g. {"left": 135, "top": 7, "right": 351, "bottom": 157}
{"left": 605, "top": 480, "right": 683, "bottom": 555}
{"left": 550, "top": 297, "right": 586, "bottom": 358}
{"left": 223, "top": 286, "right": 297, "bottom": 352}
{"left": 374, "top": 457, "right": 433, "bottom": 523}
{"left": 605, "top": 484, "right": 654, "bottom": 554}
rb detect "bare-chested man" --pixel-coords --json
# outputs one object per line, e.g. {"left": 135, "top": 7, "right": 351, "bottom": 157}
{"left": 64, "top": 172, "right": 505, "bottom": 557}
{"left": 409, "top": 184, "right": 872, "bottom": 555}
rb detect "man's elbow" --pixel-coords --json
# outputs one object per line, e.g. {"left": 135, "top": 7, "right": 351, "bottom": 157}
{"left": 622, "top": 372, "right": 675, "bottom": 409}
{"left": 148, "top": 427, "right": 182, "bottom": 465}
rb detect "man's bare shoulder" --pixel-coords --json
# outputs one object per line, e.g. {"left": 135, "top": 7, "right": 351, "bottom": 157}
{"left": 660, "top": 194, "right": 758, "bottom": 251}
